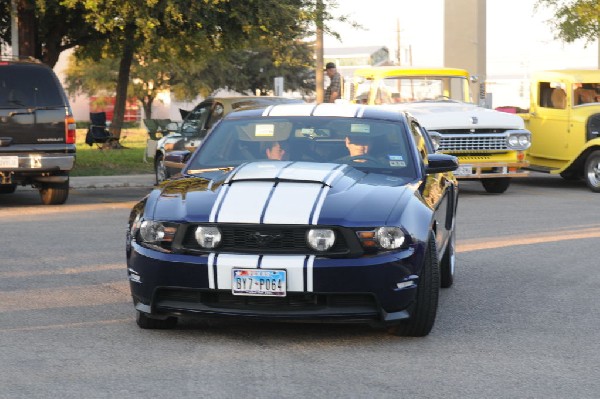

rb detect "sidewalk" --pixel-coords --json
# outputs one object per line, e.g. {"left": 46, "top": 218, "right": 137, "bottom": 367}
{"left": 70, "top": 174, "right": 156, "bottom": 189}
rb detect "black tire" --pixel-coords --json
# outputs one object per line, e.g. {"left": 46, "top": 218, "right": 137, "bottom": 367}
{"left": 481, "top": 178, "right": 510, "bottom": 194}
{"left": 440, "top": 229, "right": 455, "bottom": 288}
{"left": 155, "top": 154, "right": 170, "bottom": 184}
{"left": 0, "top": 184, "right": 17, "bottom": 194}
{"left": 136, "top": 311, "right": 178, "bottom": 329}
{"left": 39, "top": 181, "right": 69, "bottom": 205}
{"left": 559, "top": 170, "right": 581, "bottom": 181}
{"left": 584, "top": 150, "right": 600, "bottom": 193}
{"left": 389, "top": 235, "right": 440, "bottom": 337}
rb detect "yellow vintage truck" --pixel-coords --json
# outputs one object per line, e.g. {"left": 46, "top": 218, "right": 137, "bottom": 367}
{"left": 516, "top": 70, "right": 600, "bottom": 192}
{"left": 350, "top": 66, "right": 531, "bottom": 194}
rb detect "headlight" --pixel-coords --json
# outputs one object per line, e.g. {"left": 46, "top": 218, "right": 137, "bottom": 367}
{"left": 139, "top": 220, "right": 177, "bottom": 243}
{"left": 375, "top": 227, "right": 406, "bottom": 249}
{"left": 195, "top": 226, "right": 222, "bottom": 249}
{"left": 518, "top": 135, "right": 530, "bottom": 147}
{"left": 307, "top": 229, "right": 335, "bottom": 251}
{"left": 507, "top": 132, "right": 531, "bottom": 150}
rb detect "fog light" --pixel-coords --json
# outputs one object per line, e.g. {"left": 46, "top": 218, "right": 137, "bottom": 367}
{"left": 307, "top": 229, "right": 335, "bottom": 251}
{"left": 195, "top": 226, "right": 222, "bottom": 249}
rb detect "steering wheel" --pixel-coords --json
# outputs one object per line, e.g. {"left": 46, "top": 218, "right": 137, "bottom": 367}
{"left": 336, "top": 154, "right": 381, "bottom": 165}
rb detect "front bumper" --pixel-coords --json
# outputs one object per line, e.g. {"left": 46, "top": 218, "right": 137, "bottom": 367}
{"left": 127, "top": 242, "right": 423, "bottom": 325}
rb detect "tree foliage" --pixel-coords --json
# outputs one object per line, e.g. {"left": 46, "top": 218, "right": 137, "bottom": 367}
{"left": 1, "top": 0, "right": 349, "bottom": 143}
{"left": 536, "top": 0, "right": 600, "bottom": 44}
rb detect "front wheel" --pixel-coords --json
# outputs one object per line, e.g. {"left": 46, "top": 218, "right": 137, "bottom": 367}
{"left": 440, "top": 229, "right": 456, "bottom": 288}
{"left": 481, "top": 178, "right": 510, "bottom": 194}
{"left": 388, "top": 235, "right": 440, "bottom": 337}
{"left": 39, "top": 181, "right": 69, "bottom": 205}
{"left": 584, "top": 150, "right": 600, "bottom": 193}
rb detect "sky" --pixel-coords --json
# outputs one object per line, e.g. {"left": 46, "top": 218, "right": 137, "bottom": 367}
{"left": 325, "top": 0, "right": 598, "bottom": 75}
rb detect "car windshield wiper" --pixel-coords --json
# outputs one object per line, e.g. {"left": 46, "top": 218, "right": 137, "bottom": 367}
{"left": 187, "top": 166, "right": 235, "bottom": 174}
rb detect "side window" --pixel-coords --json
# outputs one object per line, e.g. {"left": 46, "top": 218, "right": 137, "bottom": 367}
{"left": 539, "top": 81, "right": 566, "bottom": 110}
{"left": 409, "top": 121, "right": 428, "bottom": 161}
{"left": 181, "top": 104, "right": 211, "bottom": 137}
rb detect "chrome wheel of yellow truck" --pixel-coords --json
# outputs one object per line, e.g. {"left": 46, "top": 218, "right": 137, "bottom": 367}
{"left": 585, "top": 150, "right": 600, "bottom": 193}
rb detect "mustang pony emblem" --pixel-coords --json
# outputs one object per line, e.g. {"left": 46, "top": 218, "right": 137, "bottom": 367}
{"left": 250, "top": 232, "right": 283, "bottom": 246}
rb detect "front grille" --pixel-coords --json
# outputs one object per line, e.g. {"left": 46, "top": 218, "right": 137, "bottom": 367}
{"left": 155, "top": 288, "right": 379, "bottom": 315}
{"left": 180, "top": 224, "right": 353, "bottom": 255}
{"left": 438, "top": 133, "right": 509, "bottom": 152}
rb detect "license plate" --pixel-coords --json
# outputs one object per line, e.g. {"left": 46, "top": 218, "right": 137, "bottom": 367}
{"left": 232, "top": 268, "right": 286, "bottom": 297}
{"left": 454, "top": 164, "right": 473, "bottom": 176}
{"left": 0, "top": 156, "right": 18, "bottom": 168}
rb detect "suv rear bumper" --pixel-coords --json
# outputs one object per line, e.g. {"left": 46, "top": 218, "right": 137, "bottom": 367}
{"left": 0, "top": 154, "right": 75, "bottom": 184}
{"left": 0, "top": 153, "right": 75, "bottom": 171}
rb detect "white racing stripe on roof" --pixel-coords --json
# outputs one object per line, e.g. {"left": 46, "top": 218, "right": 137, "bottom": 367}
{"left": 311, "top": 103, "right": 362, "bottom": 117}
{"left": 266, "top": 104, "right": 318, "bottom": 116}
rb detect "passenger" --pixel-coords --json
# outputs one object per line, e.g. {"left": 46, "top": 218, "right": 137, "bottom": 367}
{"left": 264, "top": 141, "right": 286, "bottom": 160}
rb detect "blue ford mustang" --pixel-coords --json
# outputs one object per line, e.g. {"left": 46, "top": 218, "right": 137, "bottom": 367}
{"left": 126, "top": 103, "right": 459, "bottom": 336}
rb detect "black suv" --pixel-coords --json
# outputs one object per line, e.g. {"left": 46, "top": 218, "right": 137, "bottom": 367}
{"left": 0, "top": 57, "right": 76, "bottom": 205}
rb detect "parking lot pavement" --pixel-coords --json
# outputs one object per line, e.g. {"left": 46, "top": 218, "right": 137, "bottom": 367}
{"left": 70, "top": 174, "right": 156, "bottom": 189}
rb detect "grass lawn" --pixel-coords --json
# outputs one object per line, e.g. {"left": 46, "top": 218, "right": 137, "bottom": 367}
{"left": 72, "top": 127, "right": 154, "bottom": 176}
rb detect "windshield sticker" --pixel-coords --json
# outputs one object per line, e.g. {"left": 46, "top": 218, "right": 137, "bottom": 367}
{"left": 388, "top": 155, "right": 404, "bottom": 161}
{"left": 350, "top": 124, "right": 370, "bottom": 134}
{"left": 389, "top": 160, "right": 406, "bottom": 167}
{"left": 255, "top": 124, "right": 275, "bottom": 137}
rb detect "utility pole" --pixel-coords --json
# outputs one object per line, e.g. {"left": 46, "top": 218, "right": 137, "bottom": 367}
{"left": 315, "top": 0, "right": 324, "bottom": 103}
{"left": 396, "top": 18, "right": 401, "bottom": 65}
{"left": 10, "top": 0, "right": 19, "bottom": 56}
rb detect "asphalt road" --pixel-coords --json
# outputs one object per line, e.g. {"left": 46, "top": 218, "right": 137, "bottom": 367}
{"left": 1, "top": 173, "right": 599, "bottom": 398}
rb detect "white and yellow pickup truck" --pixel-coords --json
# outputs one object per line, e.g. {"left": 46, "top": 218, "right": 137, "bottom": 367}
{"left": 350, "top": 66, "right": 531, "bottom": 194}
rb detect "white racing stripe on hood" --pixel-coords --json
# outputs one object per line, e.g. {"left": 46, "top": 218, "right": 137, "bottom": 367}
{"left": 208, "top": 253, "right": 309, "bottom": 292}
{"left": 211, "top": 162, "right": 343, "bottom": 224}
{"left": 214, "top": 181, "right": 273, "bottom": 223}
{"left": 263, "top": 182, "right": 323, "bottom": 224}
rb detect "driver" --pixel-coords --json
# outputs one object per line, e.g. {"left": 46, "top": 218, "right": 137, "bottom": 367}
{"left": 345, "top": 135, "right": 370, "bottom": 157}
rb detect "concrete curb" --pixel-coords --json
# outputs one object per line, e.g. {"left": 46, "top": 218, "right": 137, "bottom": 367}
{"left": 70, "top": 174, "right": 156, "bottom": 189}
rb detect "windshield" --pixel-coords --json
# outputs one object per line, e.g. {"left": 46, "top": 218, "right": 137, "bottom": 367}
{"left": 354, "top": 75, "right": 471, "bottom": 105}
{"left": 186, "top": 116, "right": 417, "bottom": 178}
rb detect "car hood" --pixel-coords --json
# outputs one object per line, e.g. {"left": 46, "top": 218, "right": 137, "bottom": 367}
{"left": 149, "top": 161, "right": 416, "bottom": 226}
{"left": 381, "top": 102, "right": 526, "bottom": 130}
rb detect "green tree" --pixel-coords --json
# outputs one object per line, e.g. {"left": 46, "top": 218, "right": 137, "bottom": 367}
{"left": 536, "top": 0, "right": 600, "bottom": 44}
{"left": 0, "top": 0, "right": 105, "bottom": 67}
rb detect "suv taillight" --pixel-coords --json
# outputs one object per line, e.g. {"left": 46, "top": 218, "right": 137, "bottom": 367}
{"left": 65, "top": 115, "right": 76, "bottom": 144}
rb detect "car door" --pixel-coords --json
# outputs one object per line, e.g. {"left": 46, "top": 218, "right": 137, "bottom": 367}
{"left": 527, "top": 80, "right": 571, "bottom": 161}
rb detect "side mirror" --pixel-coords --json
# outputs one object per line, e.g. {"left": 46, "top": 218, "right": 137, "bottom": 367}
{"left": 470, "top": 75, "right": 479, "bottom": 83}
{"left": 426, "top": 153, "right": 459, "bottom": 174}
{"left": 164, "top": 150, "right": 191, "bottom": 172}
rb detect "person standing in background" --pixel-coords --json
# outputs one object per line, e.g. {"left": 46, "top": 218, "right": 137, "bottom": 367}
{"left": 324, "top": 62, "right": 342, "bottom": 103}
